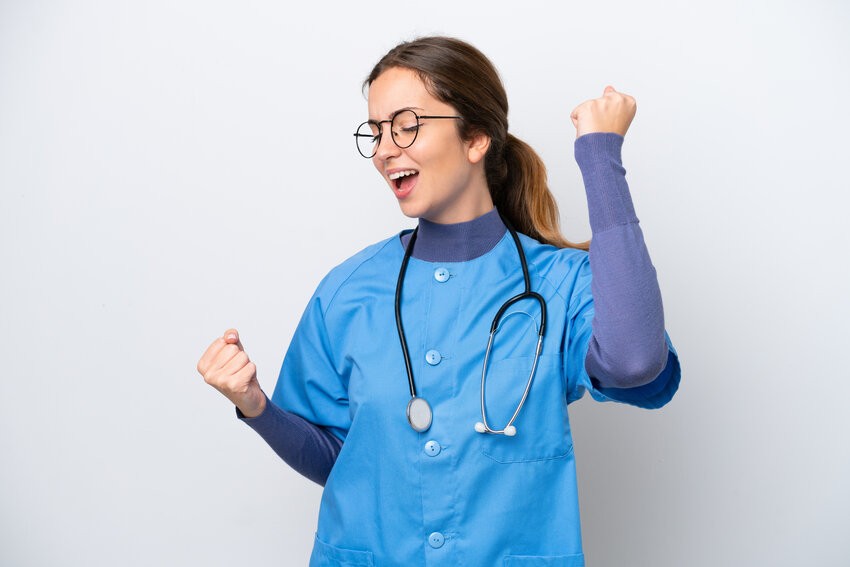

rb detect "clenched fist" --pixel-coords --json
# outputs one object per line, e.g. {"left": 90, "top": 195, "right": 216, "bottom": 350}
{"left": 570, "top": 85, "right": 636, "bottom": 139}
{"left": 197, "top": 328, "right": 267, "bottom": 418}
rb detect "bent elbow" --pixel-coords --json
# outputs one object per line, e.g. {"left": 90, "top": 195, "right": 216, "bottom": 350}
{"left": 616, "top": 353, "right": 668, "bottom": 388}
{"left": 590, "top": 340, "right": 670, "bottom": 389}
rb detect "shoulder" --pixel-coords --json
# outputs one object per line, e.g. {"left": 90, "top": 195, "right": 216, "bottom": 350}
{"left": 516, "top": 233, "right": 593, "bottom": 316}
{"left": 310, "top": 233, "right": 402, "bottom": 315}
{"left": 519, "top": 234, "right": 590, "bottom": 284}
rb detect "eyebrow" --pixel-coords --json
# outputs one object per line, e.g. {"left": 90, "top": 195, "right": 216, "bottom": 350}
{"left": 368, "top": 106, "right": 425, "bottom": 122}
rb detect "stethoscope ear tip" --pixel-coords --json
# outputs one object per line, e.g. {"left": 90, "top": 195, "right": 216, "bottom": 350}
{"left": 474, "top": 422, "right": 517, "bottom": 436}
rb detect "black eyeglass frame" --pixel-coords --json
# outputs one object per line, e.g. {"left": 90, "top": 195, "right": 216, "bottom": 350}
{"left": 354, "top": 109, "right": 463, "bottom": 158}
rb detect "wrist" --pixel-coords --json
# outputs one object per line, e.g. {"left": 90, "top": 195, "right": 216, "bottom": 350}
{"left": 236, "top": 389, "right": 267, "bottom": 418}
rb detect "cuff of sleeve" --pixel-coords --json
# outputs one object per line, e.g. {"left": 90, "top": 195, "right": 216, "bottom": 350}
{"left": 235, "top": 394, "right": 276, "bottom": 432}
{"left": 575, "top": 131, "right": 624, "bottom": 162}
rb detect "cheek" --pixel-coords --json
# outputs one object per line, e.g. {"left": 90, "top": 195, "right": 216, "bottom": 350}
{"left": 409, "top": 141, "right": 445, "bottom": 171}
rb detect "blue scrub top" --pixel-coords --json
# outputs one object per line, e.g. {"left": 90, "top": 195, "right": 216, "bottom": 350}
{"left": 273, "top": 230, "right": 680, "bottom": 567}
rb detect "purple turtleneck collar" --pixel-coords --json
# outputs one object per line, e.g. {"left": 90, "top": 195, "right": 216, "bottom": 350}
{"left": 399, "top": 207, "right": 508, "bottom": 262}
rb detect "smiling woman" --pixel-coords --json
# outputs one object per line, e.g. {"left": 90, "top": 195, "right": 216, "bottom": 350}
{"left": 197, "top": 35, "right": 681, "bottom": 566}
{"left": 367, "top": 66, "right": 493, "bottom": 224}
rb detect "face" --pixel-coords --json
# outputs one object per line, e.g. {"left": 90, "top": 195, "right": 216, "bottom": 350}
{"left": 366, "top": 67, "right": 492, "bottom": 224}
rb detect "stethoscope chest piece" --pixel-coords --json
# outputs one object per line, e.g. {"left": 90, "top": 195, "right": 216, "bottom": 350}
{"left": 406, "top": 396, "right": 433, "bottom": 432}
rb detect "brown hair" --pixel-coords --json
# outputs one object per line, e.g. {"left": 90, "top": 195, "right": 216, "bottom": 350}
{"left": 365, "top": 36, "right": 588, "bottom": 250}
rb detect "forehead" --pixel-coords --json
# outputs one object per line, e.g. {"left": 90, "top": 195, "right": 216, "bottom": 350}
{"left": 367, "top": 67, "right": 448, "bottom": 120}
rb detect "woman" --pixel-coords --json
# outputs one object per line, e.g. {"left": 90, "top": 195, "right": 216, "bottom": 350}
{"left": 198, "top": 36, "right": 680, "bottom": 566}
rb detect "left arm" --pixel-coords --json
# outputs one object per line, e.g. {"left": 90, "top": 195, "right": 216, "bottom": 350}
{"left": 572, "top": 87, "right": 669, "bottom": 389}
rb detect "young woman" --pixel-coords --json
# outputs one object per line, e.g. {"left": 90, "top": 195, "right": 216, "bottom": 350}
{"left": 198, "top": 36, "right": 680, "bottom": 566}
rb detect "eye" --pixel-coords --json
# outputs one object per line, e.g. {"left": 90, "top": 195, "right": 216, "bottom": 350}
{"left": 392, "top": 110, "right": 419, "bottom": 134}
{"left": 393, "top": 125, "right": 419, "bottom": 140}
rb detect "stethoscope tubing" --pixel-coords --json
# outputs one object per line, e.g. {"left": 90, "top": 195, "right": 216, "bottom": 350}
{"left": 396, "top": 212, "right": 548, "bottom": 435}
{"left": 395, "top": 227, "right": 420, "bottom": 399}
{"left": 478, "top": 330, "right": 544, "bottom": 435}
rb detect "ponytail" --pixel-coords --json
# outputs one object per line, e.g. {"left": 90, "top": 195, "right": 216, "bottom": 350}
{"left": 488, "top": 134, "right": 589, "bottom": 250}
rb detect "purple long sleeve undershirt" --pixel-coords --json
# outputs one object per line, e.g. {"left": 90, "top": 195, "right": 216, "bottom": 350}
{"left": 576, "top": 133, "right": 669, "bottom": 388}
{"left": 239, "top": 132, "right": 668, "bottom": 485}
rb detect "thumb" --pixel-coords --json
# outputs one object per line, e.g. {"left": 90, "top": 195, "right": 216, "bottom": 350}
{"left": 223, "top": 328, "right": 243, "bottom": 349}
{"left": 603, "top": 85, "right": 616, "bottom": 95}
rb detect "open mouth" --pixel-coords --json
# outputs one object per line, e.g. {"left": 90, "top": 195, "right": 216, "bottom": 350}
{"left": 389, "top": 169, "right": 419, "bottom": 193}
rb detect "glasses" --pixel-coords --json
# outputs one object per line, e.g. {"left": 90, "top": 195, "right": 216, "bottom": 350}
{"left": 354, "top": 109, "right": 462, "bottom": 158}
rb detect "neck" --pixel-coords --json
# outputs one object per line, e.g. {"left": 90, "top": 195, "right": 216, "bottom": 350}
{"left": 399, "top": 208, "right": 507, "bottom": 262}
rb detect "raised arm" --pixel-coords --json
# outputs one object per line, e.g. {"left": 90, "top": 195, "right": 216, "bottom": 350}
{"left": 571, "top": 87, "right": 669, "bottom": 389}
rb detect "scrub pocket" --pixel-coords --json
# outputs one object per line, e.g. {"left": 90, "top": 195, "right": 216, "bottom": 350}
{"left": 310, "top": 534, "right": 374, "bottom": 567}
{"left": 477, "top": 353, "right": 573, "bottom": 463}
{"left": 504, "top": 553, "right": 585, "bottom": 566}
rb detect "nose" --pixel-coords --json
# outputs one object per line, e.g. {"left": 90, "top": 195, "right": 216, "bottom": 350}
{"left": 374, "top": 124, "right": 401, "bottom": 162}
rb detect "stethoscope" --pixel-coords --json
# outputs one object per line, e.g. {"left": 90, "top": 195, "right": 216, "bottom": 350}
{"left": 395, "top": 213, "right": 547, "bottom": 436}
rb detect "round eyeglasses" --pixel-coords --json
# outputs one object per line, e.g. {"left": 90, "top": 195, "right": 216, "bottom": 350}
{"left": 354, "top": 109, "right": 462, "bottom": 158}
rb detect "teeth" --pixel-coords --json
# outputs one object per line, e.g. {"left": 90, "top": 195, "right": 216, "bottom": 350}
{"left": 388, "top": 170, "right": 418, "bottom": 180}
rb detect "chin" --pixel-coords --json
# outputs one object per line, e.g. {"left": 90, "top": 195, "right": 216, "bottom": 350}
{"left": 397, "top": 200, "right": 429, "bottom": 220}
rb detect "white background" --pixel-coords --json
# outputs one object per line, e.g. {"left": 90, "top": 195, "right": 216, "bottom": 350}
{"left": 2, "top": 1, "right": 848, "bottom": 565}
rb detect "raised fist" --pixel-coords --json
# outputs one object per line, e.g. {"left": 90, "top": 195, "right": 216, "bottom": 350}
{"left": 197, "top": 329, "right": 266, "bottom": 418}
{"left": 570, "top": 85, "right": 637, "bottom": 138}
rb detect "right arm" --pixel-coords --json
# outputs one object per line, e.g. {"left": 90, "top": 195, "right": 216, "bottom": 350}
{"left": 197, "top": 329, "right": 342, "bottom": 486}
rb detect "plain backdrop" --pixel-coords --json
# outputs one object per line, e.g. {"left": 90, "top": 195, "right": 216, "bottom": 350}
{"left": 2, "top": 1, "right": 849, "bottom": 565}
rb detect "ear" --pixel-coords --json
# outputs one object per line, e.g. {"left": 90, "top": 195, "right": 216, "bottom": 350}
{"left": 466, "top": 132, "right": 491, "bottom": 164}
